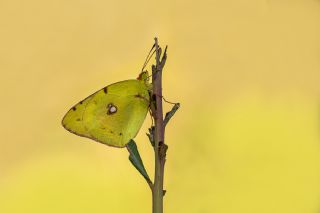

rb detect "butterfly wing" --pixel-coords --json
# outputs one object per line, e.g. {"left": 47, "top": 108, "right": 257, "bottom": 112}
{"left": 62, "top": 80, "right": 150, "bottom": 147}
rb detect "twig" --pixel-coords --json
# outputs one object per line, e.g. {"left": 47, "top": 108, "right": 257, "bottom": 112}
{"left": 164, "top": 103, "right": 180, "bottom": 127}
{"left": 150, "top": 37, "right": 167, "bottom": 213}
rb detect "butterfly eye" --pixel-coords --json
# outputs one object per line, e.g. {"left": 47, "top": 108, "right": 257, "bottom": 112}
{"left": 107, "top": 103, "right": 117, "bottom": 115}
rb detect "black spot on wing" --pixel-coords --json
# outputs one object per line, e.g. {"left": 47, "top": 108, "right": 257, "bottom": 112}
{"left": 119, "top": 133, "right": 122, "bottom": 136}
{"left": 135, "top": 93, "right": 149, "bottom": 102}
{"left": 103, "top": 87, "right": 108, "bottom": 93}
{"left": 135, "top": 94, "right": 143, "bottom": 99}
{"left": 72, "top": 106, "right": 76, "bottom": 111}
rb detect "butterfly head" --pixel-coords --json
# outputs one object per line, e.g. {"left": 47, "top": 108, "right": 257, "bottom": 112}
{"left": 137, "top": 71, "right": 150, "bottom": 82}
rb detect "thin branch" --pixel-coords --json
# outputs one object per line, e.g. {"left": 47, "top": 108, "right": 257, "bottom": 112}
{"left": 151, "top": 37, "right": 167, "bottom": 213}
{"left": 164, "top": 103, "right": 180, "bottom": 127}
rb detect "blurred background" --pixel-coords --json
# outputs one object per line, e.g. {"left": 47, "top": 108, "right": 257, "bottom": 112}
{"left": 0, "top": 0, "right": 320, "bottom": 212}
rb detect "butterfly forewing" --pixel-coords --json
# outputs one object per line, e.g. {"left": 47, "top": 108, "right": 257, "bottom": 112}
{"left": 62, "top": 80, "right": 150, "bottom": 147}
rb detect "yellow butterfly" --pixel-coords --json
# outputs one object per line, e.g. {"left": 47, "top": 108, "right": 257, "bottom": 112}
{"left": 62, "top": 71, "right": 151, "bottom": 148}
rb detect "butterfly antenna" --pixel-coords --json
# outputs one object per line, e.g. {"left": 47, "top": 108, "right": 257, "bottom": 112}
{"left": 147, "top": 45, "right": 168, "bottom": 79}
{"left": 141, "top": 44, "right": 156, "bottom": 72}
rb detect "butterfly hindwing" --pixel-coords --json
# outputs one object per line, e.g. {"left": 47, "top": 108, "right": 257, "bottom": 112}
{"left": 62, "top": 80, "right": 150, "bottom": 147}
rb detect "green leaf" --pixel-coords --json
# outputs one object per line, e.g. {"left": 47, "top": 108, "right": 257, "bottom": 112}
{"left": 126, "top": 140, "right": 152, "bottom": 185}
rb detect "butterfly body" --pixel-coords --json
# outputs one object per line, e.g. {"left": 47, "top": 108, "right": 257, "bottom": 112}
{"left": 62, "top": 77, "right": 151, "bottom": 148}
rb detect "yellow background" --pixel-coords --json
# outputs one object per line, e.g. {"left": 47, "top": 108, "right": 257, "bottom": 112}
{"left": 0, "top": 0, "right": 320, "bottom": 212}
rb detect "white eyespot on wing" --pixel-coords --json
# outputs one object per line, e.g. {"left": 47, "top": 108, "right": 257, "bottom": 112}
{"left": 107, "top": 103, "right": 118, "bottom": 115}
{"left": 110, "top": 106, "right": 117, "bottom": 113}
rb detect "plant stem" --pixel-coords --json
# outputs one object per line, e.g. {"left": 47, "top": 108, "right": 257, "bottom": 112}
{"left": 151, "top": 37, "right": 167, "bottom": 213}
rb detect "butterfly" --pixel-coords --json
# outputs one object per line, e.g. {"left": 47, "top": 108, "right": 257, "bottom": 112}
{"left": 61, "top": 71, "right": 151, "bottom": 148}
